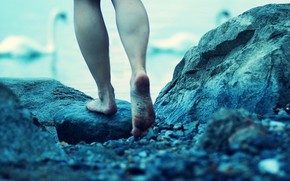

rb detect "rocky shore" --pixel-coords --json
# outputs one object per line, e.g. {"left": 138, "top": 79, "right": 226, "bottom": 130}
{"left": 1, "top": 4, "right": 290, "bottom": 181}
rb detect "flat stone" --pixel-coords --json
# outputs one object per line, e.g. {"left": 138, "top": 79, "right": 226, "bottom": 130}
{"left": 0, "top": 78, "right": 132, "bottom": 144}
{"left": 54, "top": 100, "right": 132, "bottom": 144}
{"left": 0, "top": 78, "right": 91, "bottom": 125}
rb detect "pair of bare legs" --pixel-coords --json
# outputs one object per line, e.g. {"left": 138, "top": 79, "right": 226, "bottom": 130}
{"left": 74, "top": 0, "right": 155, "bottom": 138}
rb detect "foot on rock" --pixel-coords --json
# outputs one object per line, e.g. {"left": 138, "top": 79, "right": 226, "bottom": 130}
{"left": 86, "top": 98, "right": 117, "bottom": 115}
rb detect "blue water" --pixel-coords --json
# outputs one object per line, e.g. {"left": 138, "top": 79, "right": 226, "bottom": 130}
{"left": 0, "top": 0, "right": 289, "bottom": 101}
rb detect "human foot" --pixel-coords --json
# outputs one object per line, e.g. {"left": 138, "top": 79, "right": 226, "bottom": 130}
{"left": 86, "top": 98, "right": 117, "bottom": 115}
{"left": 86, "top": 87, "right": 117, "bottom": 115}
{"left": 130, "top": 73, "right": 155, "bottom": 138}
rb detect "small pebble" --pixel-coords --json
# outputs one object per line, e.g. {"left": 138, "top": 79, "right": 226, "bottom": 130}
{"left": 164, "top": 130, "right": 174, "bottom": 138}
{"left": 269, "top": 121, "right": 285, "bottom": 132}
{"left": 139, "top": 151, "right": 148, "bottom": 157}
{"left": 173, "top": 123, "right": 183, "bottom": 130}
{"left": 258, "top": 158, "right": 280, "bottom": 175}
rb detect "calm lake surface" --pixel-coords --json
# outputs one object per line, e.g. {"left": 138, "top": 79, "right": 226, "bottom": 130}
{"left": 0, "top": 0, "right": 289, "bottom": 101}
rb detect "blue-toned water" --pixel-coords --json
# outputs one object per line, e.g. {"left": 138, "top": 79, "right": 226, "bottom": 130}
{"left": 0, "top": 0, "right": 289, "bottom": 101}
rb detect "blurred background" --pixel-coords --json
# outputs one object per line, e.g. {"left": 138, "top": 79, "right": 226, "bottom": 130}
{"left": 0, "top": 0, "right": 289, "bottom": 101}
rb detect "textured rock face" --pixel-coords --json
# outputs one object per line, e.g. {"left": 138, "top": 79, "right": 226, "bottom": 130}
{"left": 0, "top": 78, "right": 91, "bottom": 124}
{"left": 0, "top": 83, "right": 66, "bottom": 163}
{"left": 0, "top": 79, "right": 132, "bottom": 144}
{"left": 154, "top": 4, "right": 290, "bottom": 128}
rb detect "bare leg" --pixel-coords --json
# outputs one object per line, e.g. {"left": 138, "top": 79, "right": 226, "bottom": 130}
{"left": 112, "top": 0, "right": 155, "bottom": 137}
{"left": 74, "top": 0, "right": 117, "bottom": 115}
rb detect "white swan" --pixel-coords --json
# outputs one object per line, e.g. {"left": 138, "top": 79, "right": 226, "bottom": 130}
{"left": 149, "top": 32, "right": 200, "bottom": 55}
{"left": 0, "top": 9, "right": 67, "bottom": 59}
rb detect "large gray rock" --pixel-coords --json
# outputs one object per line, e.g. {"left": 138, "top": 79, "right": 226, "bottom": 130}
{"left": 0, "top": 78, "right": 91, "bottom": 124}
{"left": 0, "top": 83, "right": 66, "bottom": 163}
{"left": 54, "top": 100, "right": 132, "bottom": 144}
{"left": 154, "top": 4, "right": 290, "bottom": 128}
{"left": 0, "top": 78, "right": 132, "bottom": 144}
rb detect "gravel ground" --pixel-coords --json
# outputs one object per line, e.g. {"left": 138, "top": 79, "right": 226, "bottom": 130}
{"left": 1, "top": 109, "right": 289, "bottom": 181}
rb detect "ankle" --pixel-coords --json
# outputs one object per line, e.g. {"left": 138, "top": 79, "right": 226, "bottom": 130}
{"left": 130, "top": 73, "right": 150, "bottom": 95}
{"left": 131, "top": 70, "right": 147, "bottom": 85}
{"left": 98, "top": 84, "right": 115, "bottom": 101}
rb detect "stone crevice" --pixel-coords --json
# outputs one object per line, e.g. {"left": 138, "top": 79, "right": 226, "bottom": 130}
{"left": 201, "top": 29, "right": 256, "bottom": 59}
